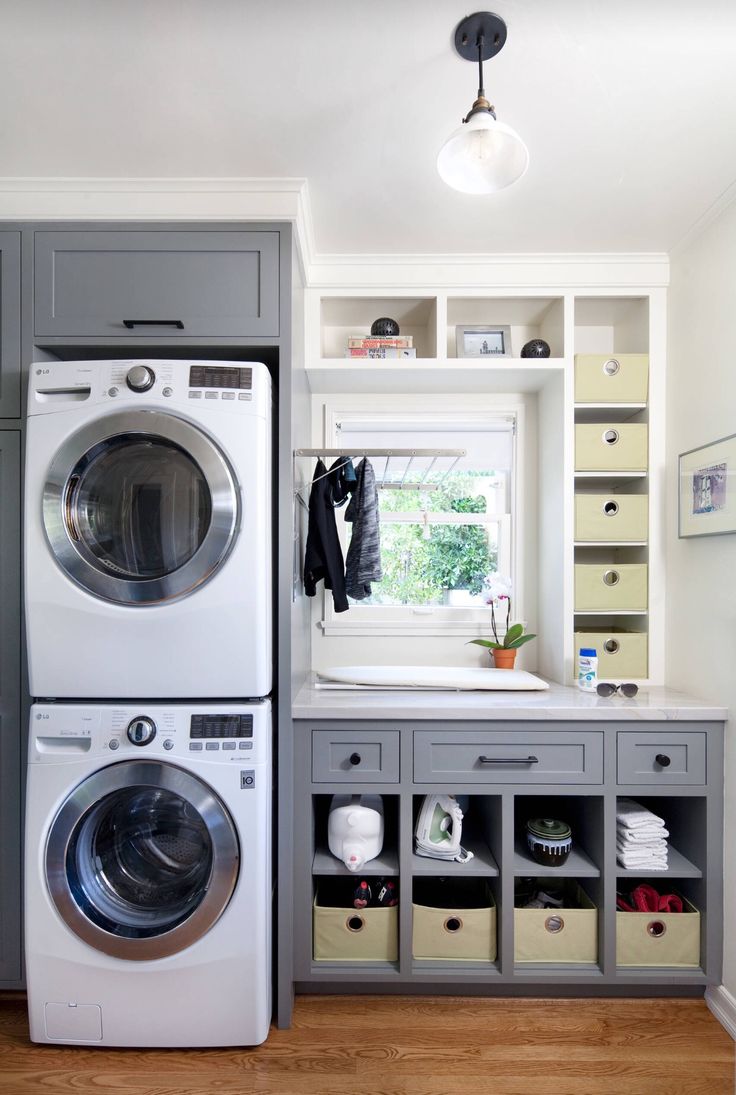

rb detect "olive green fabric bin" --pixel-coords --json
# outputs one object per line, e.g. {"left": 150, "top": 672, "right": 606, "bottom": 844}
{"left": 575, "top": 353, "right": 649, "bottom": 403}
{"left": 574, "top": 629, "right": 648, "bottom": 679}
{"left": 413, "top": 886, "right": 496, "bottom": 962}
{"left": 575, "top": 493, "right": 648, "bottom": 542}
{"left": 617, "top": 896, "right": 700, "bottom": 968}
{"left": 515, "top": 884, "right": 597, "bottom": 964}
{"left": 313, "top": 895, "right": 398, "bottom": 962}
{"left": 575, "top": 563, "right": 648, "bottom": 612}
{"left": 575, "top": 423, "right": 648, "bottom": 472}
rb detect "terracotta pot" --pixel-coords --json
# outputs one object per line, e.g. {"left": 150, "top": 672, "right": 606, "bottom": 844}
{"left": 492, "top": 648, "right": 517, "bottom": 669}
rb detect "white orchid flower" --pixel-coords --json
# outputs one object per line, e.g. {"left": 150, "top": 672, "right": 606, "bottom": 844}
{"left": 483, "top": 574, "right": 512, "bottom": 603}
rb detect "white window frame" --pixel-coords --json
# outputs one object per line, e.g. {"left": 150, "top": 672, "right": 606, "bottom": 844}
{"left": 319, "top": 399, "right": 526, "bottom": 637}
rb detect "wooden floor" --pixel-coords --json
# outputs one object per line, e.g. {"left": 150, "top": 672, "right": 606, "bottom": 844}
{"left": 0, "top": 994, "right": 733, "bottom": 1095}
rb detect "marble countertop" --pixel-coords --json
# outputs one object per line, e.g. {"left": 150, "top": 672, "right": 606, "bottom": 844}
{"left": 292, "top": 676, "right": 727, "bottom": 722}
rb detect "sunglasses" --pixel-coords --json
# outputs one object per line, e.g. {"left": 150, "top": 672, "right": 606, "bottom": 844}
{"left": 596, "top": 682, "right": 639, "bottom": 698}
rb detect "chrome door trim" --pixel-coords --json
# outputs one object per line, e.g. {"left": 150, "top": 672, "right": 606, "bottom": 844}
{"left": 42, "top": 409, "right": 240, "bottom": 605}
{"left": 45, "top": 760, "right": 240, "bottom": 961}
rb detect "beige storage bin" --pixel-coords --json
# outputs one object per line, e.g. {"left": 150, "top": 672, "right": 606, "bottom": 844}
{"left": 575, "top": 563, "right": 648, "bottom": 612}
{"left": 575, "top": 423, "right": 648, "bottom": 472}
{"left": 575, "top": 629, "right": 648, "bottom": 679}
{"left": 575, "top": 353, "right": 649, "bottom": 403}
{"left": 413, "top": 881, "right": 496, "bottom": 962}
{"left": 617, "top": 895, "right": 700, "bottom": 968}
{"left": 515, "top": 882, "right": 597, "bottom": 964}
{"left": 575, "top": 493, "right": 648, "bottom": 542}
{"left": 313, "top": 893, "right": 398, "bottom": 962}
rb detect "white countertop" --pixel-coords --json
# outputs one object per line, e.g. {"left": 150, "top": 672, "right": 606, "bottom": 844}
{"left": 292, "top": 677, "right": 727, "bottom": 722}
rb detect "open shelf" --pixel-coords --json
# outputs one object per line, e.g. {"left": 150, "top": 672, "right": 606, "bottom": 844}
{"left": 306, "top": 359, "right": 564, "bottom": 395}
{"left": 513, "top": 840, "right": 600, "bottom": 877}
{"left": 411, "top": 838, "right": 499, "bottom": 877}
{"left": 615, "top": 844, "right": 701, "bottom": 879}
{"left": 313, "top": 846, "right": 399, "bottom": 876}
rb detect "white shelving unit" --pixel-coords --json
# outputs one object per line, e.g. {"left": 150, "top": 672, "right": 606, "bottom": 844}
{"left": 302, "top": 285, "right": 666, "bottom": 687}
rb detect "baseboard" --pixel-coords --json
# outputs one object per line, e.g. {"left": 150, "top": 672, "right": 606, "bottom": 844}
{"left": 706, "top": 985, "right": 736, "bottom": 1040}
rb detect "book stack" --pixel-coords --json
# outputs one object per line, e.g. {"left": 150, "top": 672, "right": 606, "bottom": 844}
{"left": 345, "top": 335, "right": 417, "bottom": 359}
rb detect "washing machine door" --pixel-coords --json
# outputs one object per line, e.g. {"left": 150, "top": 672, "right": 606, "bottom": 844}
{"left": 45, "top": 760, "right": 240, "bottom": 961}
{"left": 42, "top": 409, "right": 240, "bottom": 605}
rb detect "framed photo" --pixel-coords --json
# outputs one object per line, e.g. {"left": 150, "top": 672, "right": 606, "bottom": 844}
{"left": 678, "top": 432, "right": 736, "bottom": 538}
{"left": 456, "top": 325, "right": 512, "bottom": 359}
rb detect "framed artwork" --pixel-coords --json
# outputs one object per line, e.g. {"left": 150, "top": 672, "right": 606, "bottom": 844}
{"left": 678, "top": 432, "right": 736, "bottom": 538}
{"left": 456, "top": 325, "right": 512, "bottom": 358}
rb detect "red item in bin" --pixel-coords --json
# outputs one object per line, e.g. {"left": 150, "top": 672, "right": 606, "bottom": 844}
{"left": 616, "top": 883, "right": 683, "bottom": 913}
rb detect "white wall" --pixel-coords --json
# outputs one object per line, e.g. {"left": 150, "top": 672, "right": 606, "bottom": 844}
{"left": 667, "top": 200, "right": 736, "bottom": 999}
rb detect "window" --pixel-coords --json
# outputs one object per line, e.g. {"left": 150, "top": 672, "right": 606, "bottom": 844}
{"left": 320, "top": 405, "right": 520, "bottom": 635}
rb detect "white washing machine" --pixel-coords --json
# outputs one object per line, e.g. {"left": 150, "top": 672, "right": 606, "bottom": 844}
{"left": 24, "top": 359, "right": 271, "bottom": 699}
{"left": 25, "top": 700, "right": 271, "bottom": 1047}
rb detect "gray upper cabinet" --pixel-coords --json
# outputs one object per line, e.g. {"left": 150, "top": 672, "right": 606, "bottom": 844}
{"left": 0, "top": 431, "right": 21, "bottom": 983}
{"left": 0, "top": 233, "right": 21, "bottom": 418}
{"left": 34, "top": 230, "right": 279, "bottom": 338}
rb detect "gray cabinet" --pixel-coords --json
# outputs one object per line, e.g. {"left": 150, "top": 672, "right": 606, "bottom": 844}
{"left": 0, "top": 233, "right": 21, "bottom": 417}
{"left": 0, "top": 431, "right": 21, "bottom": 983}
{"left": 293, "top": 719, "right": 723, "bottom": 995}
{"left": 34, "top": 230, "right": 279, "bottom": 337}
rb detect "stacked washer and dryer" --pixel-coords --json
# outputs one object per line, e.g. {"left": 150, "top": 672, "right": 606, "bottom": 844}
{"left": 23, "top": 359, "right": 273, "bottom": 1046}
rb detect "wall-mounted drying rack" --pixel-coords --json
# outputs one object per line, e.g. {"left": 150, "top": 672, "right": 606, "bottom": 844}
{"left": 293, "top": 448, "right": 467, "bottom": 508}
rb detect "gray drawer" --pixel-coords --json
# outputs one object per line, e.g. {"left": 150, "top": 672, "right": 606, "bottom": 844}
{"left": 414, "top": 731, "right": 603, "bottom": 784}
{"left": 312, "top": 730, "right": 400, "bottom": 783}
{"left": 34, "top": 230, "right": 279, "bottom": 337}
{"left": 617, "top": 732, "right": 706, "bottom": 785}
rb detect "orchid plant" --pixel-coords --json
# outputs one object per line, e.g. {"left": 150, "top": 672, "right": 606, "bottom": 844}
{"left": 467, "top": 575, "right": 537, "bottom": 652}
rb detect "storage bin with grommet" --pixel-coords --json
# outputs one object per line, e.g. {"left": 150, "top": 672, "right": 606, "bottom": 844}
{"left": 412, "top": 878, "right": 497, "bottom": 962}
{"left": 312, "top": 879, "right": 398, "bottom": 963}
{"left": 574, "top": 353, "right": 649, "bottom": 403}
{"left": 616, "top": 886, "right": 700, "bottom": 968}
{"left": 514, "top": 879, "right": 598, "bottom": 964}
{"left": 575, "top": 422, "right": 648, "bottom": 472}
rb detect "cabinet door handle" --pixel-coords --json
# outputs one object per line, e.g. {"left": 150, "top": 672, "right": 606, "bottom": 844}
{"left": 655, "top": 754, "right": 671, "bottom": 768}
{"left": 478, "top": 755, "right": 539, "bottom": 765}
{"left": 349, "top": 752, "right": 362, "bottom": 766}
{"left": 123, "top": 319, "right": 185, "bottom": 329}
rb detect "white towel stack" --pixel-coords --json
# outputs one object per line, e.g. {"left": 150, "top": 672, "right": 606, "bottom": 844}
{"left": 616, "top": 798, "right": 669, "bottom": 870}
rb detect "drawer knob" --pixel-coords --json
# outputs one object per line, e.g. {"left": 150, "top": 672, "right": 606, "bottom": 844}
{"left": 478, "top": 755, "right": 539, "bottom": 765}
{"left": 349, "top": 752, "right": 362, "bottom": 766}
{"left": 655, "top": 754, "right": 671, "bottom": 768}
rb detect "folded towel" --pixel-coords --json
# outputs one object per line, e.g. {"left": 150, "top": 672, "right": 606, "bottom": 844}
{"left": 616, "top": 849, "right": 668, "bottom": 869}
{"left": 616, "top": 825, "right": 670, "bottom": 843}
{"left": 616, "top": 798, "right": 666, "bottom": 830}
{"left": 617, "top": 839, "right": 668, "bottom": 856}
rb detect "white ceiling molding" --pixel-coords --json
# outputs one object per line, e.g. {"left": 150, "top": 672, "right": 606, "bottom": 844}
{"left": 0, "top": 176, "right": 669, "bottom": 288}
{"left": 669, "top": 176, "right": 736, "bottom": 258}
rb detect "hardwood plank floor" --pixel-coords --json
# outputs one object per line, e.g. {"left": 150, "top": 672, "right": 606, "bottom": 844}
{"left": 0, "top": 994, "right": 732, "bottom": 1095}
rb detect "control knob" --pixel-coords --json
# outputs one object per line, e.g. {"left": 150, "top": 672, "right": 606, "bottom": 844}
{"left": 126, "top": 365, "right": 156, "bottom": 393}
{"left": 126, "top": 715, "right": 157, "bottom": 747}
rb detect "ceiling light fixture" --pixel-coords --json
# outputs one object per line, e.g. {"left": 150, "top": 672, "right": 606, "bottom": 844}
{"left": 437, "top": 11, "right": 529, "bottom": 195}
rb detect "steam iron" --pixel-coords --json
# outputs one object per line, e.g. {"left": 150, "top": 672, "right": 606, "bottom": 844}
{"left": 414, "top": 794, "right": 474, "bottom": 863}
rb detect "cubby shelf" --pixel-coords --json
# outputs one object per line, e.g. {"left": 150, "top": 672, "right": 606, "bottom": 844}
{"left": 513, "top": 840, "right": 600, "bottom": 877}
{"left": 574, "top": 542, "right": 648, "bottom": 548}
{"left": 312, "top": 846, "right": 399, "bottom": 876}
{"left": 615, "top": 845, "right": 701, "bottom": 879}
{"left": 305, "top": 359, "right": 565, "bottom": 395}
{"left": 411, "top": 839, "right": 499, "bottom": 877}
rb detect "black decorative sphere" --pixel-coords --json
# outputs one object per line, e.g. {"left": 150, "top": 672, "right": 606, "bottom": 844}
{"left": 521, "top": 339, "right": 551, "bottom": 359}
{"left": 370, "top": 317, "right": 400, "bottom": 337}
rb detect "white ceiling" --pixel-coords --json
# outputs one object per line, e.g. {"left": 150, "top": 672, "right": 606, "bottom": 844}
{"left": 1, "top": 0, "right": 735, "bottom": 256}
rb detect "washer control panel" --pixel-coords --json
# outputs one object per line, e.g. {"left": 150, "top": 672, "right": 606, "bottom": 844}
{"left": 30, "top": 703, "right": 269, "bottom": 765}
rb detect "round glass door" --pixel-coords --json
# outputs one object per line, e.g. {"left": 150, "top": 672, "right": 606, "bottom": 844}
{"left": 45, "top": 761, "right": 240, "bottom": 960}
{"left": 43, "top": 410, "right": 240, "bottom": 605}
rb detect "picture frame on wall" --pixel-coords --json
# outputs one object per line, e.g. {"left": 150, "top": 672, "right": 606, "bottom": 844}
{"left": 455, "top": 325, "right": 512, "bottom": 359}
{"left": 678, "top": 432, "right": 736, "bottom": 538}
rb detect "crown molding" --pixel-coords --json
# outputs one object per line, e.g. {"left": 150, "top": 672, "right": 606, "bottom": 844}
{"left": 0, "top": 176, "right": 670, "bottom": 288}
{"left": 670, "top": 175, "right": 736, "bottom": 258}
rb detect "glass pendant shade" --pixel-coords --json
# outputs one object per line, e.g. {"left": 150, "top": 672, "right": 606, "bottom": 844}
{"left": 437, "top": 110, "right": 529, "bottom": 195}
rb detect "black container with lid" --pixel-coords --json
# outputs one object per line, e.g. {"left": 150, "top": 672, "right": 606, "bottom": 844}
{"left": 526, "top": 817, "right": 572, "bottom": 867}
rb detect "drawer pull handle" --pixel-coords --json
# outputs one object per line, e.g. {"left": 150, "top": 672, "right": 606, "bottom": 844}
{"left": 123, "top": 319, "right": 185, "bottom": 329}
{"left": 478, "top": 755, "right": 539, "bottom": 765}
{"left": 349, "top": 752, "right": 362, "bottom": 766}
{"left": 655, "top": 754, "right": 671, "bottom": 768}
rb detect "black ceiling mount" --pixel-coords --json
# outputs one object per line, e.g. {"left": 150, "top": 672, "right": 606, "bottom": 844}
{"left": 453, "top": 12, "right": 507, "bottom": 62}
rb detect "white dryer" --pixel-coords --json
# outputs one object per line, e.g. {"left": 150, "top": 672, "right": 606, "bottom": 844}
{"left": 25, "top": 360, "right": 271, "bottom": 699}
{"left": 25, "top": 700, "right": 271, "bottom": 1047}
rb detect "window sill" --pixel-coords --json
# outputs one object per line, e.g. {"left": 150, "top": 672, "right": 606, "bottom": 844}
{"left": 319, "top": 620, "right": 498, "bottom": 638}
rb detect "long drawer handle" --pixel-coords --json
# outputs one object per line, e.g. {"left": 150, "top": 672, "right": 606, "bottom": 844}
{"left": 478, "top": 755, "right": 539, "bottom": 764}
{"left": 123, "top": 319, "right": 185, "bottom": 329}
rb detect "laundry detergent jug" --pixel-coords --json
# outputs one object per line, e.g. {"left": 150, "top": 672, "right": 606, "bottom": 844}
{"left": 328, "top": 794, "right": 384, "bottom": 872}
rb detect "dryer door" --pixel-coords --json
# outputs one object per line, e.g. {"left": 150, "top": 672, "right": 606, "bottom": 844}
{"left": 45, "top": 760, "right": 240, "bottom": 960}
{"left": 42, "top": 410, "right": 240, "bottom": 605}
